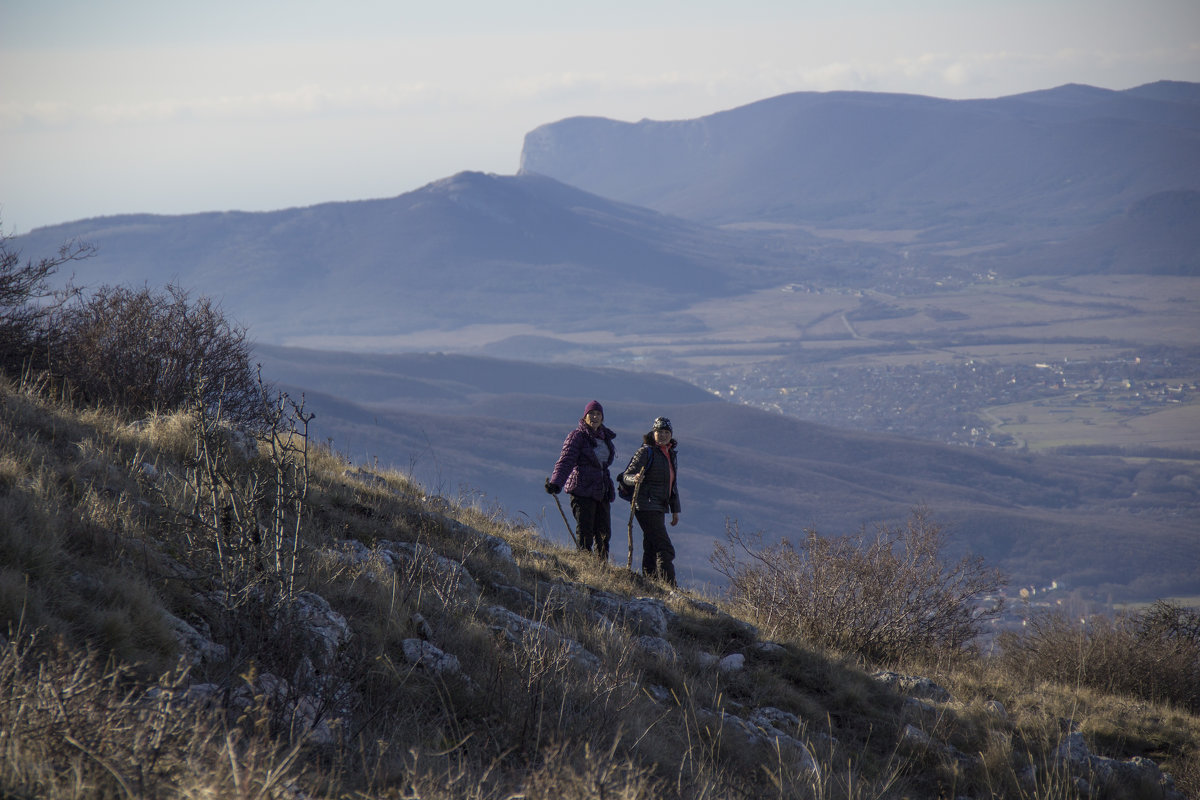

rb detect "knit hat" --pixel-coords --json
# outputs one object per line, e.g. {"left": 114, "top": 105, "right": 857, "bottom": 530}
{"left": 652, "top": 416, "right": 672, "bottom": 432}
{"left": 584, "top": 400, "right": 604, "bottom": 418}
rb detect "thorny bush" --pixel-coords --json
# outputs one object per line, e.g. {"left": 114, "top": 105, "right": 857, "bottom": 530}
{"left": 49, "top": 283, "right": 261, "bottom": 426}
{"left": 998, "top": 599, "right": 1200, "bottom": 712}
{"left": 0, "top": 222, "right": 91, "bottom": 376}
{"left": 712, "top": 508, "right": 1005, "bottom": 662}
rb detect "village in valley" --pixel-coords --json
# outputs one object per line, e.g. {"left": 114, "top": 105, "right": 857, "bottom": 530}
{"left": 698, "top": 348, "right": 1200, "bottom": 451}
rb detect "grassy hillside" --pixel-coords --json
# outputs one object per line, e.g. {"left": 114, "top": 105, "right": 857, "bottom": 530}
{"left": 1, "top": 374, "right": 1197, "bottom": 799}
{"left": 253, "top": 345, "right": 1200, "bottom": 603}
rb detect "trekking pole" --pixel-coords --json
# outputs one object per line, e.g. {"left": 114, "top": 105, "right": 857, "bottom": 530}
{"left": 626, "top": 472, "right": 644, "bottom": 570}
{"left": 551, "top": 492, "right": 579, "bottom": 548}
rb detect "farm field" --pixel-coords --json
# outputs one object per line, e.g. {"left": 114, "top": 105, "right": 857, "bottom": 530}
{"left": 987, "top": 394, "right": 1200, "bottom": 453}
{"left": 638, "top": 274, "right": 1200, "bottom": 455}
{"left": 275, "top": 273, "right": 1199, "bottom": 458}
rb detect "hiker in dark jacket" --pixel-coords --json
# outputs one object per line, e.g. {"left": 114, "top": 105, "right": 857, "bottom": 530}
{"left": 619, "top": 416, "right": 680, "bottom": 586}
{"left": 545, "top": 400, "right": 617, "bottom": 559}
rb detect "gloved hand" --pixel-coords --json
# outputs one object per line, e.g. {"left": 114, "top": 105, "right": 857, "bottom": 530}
{"left": 544, "top": 478, "right": 561, "bottom": 495}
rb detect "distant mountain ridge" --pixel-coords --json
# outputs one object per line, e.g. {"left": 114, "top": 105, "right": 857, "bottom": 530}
{"left": 17, "top": 82, "right": 1197, "bottom": 352}
{"left": 520, "top": 81, "right": 1200, "bottom": 274}
{"left": 17, "top": 172, "right": 797, "bottom": 342}
{"left": 7, "top": 81, "right": 1197, "bottom": 603}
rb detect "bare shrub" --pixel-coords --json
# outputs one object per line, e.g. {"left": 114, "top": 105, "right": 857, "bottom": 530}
{"left": 0, "top": 634, "right": 302, "bottom": 798}
{"left": 173, "top": 373, "right": 313, "bottom": 598}
{"left": 998, "top": 600, "right": 1200, "bottom": 712}
{"left": 712, "top": 508, "right": 1005, "bottom": 662}
{"left": 0, "top": 224, "right": 91, "bottom": 376}
{"left": 49, "top": 283, "right": 259, "bottom": 425}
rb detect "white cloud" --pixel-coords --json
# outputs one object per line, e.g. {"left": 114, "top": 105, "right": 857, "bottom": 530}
{"left": 941, "top": 62, "right": 973, "bottom": 88}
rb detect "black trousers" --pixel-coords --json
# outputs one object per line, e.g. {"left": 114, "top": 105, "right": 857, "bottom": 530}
{"left": 570, "top": 495, "right": 612, "bottom": 559}
{"left": 635, "top": 510, "right": 676, "bottom": 586}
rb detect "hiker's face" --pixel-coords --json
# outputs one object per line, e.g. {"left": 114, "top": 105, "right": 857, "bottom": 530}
{"left": 654, "top": 428, "right": 672, "bottom": 444}
{"left": 585, "top": 410, "right": 603, "bottom": 428}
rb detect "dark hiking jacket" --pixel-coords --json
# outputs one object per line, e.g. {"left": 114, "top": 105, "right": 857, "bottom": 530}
{"left": 550, "top": 420, "right": 617, "bottom": 502}
{"left": 620, "top": 434, "right": 680, "bottom": 515}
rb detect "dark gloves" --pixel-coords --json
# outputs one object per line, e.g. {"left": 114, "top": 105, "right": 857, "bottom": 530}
{"left": 544, "top": 478, "right": 561, "bottom": 495}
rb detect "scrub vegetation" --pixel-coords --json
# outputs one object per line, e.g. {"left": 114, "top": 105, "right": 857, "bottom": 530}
{"left": 1, "top": 234, "right": 1197, "bottom": 799}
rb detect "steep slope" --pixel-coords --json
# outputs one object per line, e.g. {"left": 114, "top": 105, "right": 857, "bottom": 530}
{"left": 4, "top": 375, "right": 1194, "bottom": 798}
{"left": 991, "top": 189, "right": 1200, "bottom": 275}
{"left": 255, "top": 345, "right": 1200, "bottom": 601}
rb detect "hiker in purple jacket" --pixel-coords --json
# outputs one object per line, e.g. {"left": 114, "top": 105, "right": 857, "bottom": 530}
{"left": 545, "top": 400, "right": 617, "bottom": 559}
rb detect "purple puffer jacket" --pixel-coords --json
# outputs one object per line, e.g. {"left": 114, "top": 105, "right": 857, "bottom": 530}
{"left": 549, "top": 420, "right": 617, "bottom": 502}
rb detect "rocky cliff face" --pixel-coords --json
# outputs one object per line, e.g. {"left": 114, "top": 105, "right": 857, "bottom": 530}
{"left": 520, "top": 82, "right": 1200, "bottom": 275}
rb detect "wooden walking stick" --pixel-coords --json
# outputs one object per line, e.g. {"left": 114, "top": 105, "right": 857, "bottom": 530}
{"left": 626, "top": 470, "right": 644, "bottom": 570}
{"left": 551, "top": 491, "right": 579, "bottom": 548}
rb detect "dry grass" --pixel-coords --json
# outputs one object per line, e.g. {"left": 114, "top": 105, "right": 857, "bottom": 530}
{"left": 997, "top": 602, "right": 1200, "bottom": 712}
{"left": 0, "top": 372, "right": 1197, "bottom": 799}
{"left": 0, "top": 634, "right": 306, "bottom": 799}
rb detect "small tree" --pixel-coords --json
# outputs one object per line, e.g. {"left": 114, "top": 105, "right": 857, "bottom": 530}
{"left": 179, "top": 370, "right": 313, "bottom": 599}
{"left": 0, "top": 222, "right": 93, "bottom": 375}
{"left": 712, "top": 508, "right": 1005, "bottom": 662}
{"left": 50, "top": 283, "right": 260, "bottom": 426}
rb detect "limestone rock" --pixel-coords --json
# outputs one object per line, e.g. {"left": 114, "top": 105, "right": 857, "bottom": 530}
{"left": 485, "top": 605, "right": 601, "bottom": 670}
{"left": 719, "top": 653, "right": 745, "bottom": 672}
{"left": 872, "top": 670, "right": 952, "bottom": 703}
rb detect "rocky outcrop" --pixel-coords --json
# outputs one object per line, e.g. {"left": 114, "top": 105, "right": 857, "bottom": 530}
{"left": 185, "top": 673, "right": 342, "bottom": 747}
{"left": 151, "top": 476, "right": 1185, "bottom": 795}
{"left": 330, "top": 538, "right": 480, "bottom": 604}
{"left": 166, "top": 613, "right": 227, "bottom": 667}
{"left": 485, "top": 605, "right": 601, "bottom": 671}
{"left": 283, "top": 591, "right": 351, "bottom": 668}
{"left": 401, "top": 637, "right": 482, "bottom": 692}
{"left": 402, "top": 638, "right": 463, "bottom": 675}
{"left": 590, "top": 591, "right": 672, "bottom": 637}
{"left": 718, "top": 653, "right": 746, "bottom": 672}
{"left": 635, "top": 635, "right": 676, "bottom": 662}
{"left": 695, "top": 706, "right": 820, "bottom": 777}
{"left": 871, "top": 670, "right": 952, "bottom": 703}
{"left": 871, "top": 671, "right": 1184, "bottom": 799}
{"left": 1055, "top": 728, "right": 1185, "bottom": 799}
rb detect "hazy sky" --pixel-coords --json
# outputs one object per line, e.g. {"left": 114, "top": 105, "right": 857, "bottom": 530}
{"left": 2, "top": 0, "right": 1198, "bottom": 232}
